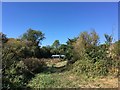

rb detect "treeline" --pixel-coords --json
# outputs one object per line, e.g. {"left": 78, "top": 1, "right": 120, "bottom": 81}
{"left": 1, "top": 28, "right": 120, "bottom": 89}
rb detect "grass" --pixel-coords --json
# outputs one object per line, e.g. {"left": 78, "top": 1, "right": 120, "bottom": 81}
{"left": 27, "top": 71, "right": 118, "bottom": 88}
{"left": 27, "top": 59, "right": 118, "bottom": 88}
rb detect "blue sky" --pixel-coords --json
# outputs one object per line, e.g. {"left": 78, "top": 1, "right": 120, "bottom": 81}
{"left": 2, "top": 2, "right": 118, "bottom": 46}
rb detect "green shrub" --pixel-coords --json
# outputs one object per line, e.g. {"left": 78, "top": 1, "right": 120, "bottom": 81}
{"left": 23, "top": 58, "right": 46, "bottom": 74}
{"left": 94, "top": 60, "right": 108, "bottom": 76}
{"left": 2, "top": 57, "right": 46, "bottom": 89}
{"left": 27, "top": 74, "right": 59, "bottom": 88}
{"left": 2, "top": 64, "right": 26, "bottom": 89}
{"left": 72, "top": 58, "right": 110, "bottom": 76}
{"left": 72, "top": 59, "right": 92, "bottom": 75}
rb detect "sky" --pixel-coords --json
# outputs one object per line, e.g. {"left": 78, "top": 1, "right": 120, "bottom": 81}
{"left": 2, "top": 2, "right": 118, "bottom": 46}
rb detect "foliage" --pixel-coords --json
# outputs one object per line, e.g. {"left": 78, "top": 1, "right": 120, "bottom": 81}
{"left": 51, "top": 40, "right": 60, "bottom": 54}
{"left": 21, "top": 28, "right": 45, "bottom": 46}
{"left": 2, "top": 29, "right": 119, "bottom": 88}
{"left": 73, "top": 30, "right": 100, "bottom": 59}
{"left": 72, "top": 58, "right": 109, "bottom": 76}
{"left": 40, "top": 46, "right": 52, "bottom": 58}
{"left": 2, "top": 31, "right": 46, "bottom": 89}
{"left": 27, "top": 71, "right": 118, "bottom": 88}
{"left": 85, "top": 44, "right": 108, "bottom": 63}
{"left": 52, "top": 40, "right": 60, "bottom": 49}
{"left": 59, "top": 44, "right": 67, "bottom": 55}
{"left": 23, "top": 58, "right": 46, "bottom": 74}
{"left": 104, "top": 34, "right": 113, "bottom": 45}
{"left": 2, "top": 66, "right": 26, "bottom": 89}
{"left": 107, "top": 40, "right": 120, "bottom": 60}
{"left": 0, "top": 32, "right": 8, "bottom": 44}
{"left": 70, "top": 30, "right": 118, "bottom": 76}
{"left": 27, "top": 74, "right": 59, "bottom": 88}
{"left": 65, "top": 38, "right": 78, "bottom": 63}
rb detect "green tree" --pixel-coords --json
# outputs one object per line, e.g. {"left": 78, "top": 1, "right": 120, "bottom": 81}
{"left": 21, "top": 28, "right": 45, "bottom": 46}
{"left": 74, "top": 30, "right": 99, "bottom": 59}
{"left": 2, "top": 37, "right": 47, "bottom": 89}
{"left": 59, "top": 44, "right": 67, "bottom": 55}
{"left": 66, "top": 37, "right": 78, "bottom": 45}
{"left": 104, "top": 34, "right": 113, "bottom": 45}
{"left": 40, "top": 46, "right": 52, "bottom": 58}
{"left": 51, "top": 40, "right": 60, "bottom": 54}
{"left": 0, "top": 32, "right": 8, "bottom": 45}
{"left": 90, "top": 30, "right": 100, "bottom": 46}
{"left": 52, "top": 40, "right": 60, "bottom": 49}
{"left": 2, "top": 38, "right": 26, "bottom": 88}
{"left": 21, "top": 29, "right": 45, "bottom": 57}
{"left": 65, "top": 37, "right": 78, "bottom": 63}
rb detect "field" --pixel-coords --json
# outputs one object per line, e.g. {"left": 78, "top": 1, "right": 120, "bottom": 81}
{"left": 27, "top": 59, "right": 118, "bottom": 88}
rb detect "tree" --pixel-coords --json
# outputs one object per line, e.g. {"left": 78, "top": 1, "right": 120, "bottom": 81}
{"left": 21, "top": 29, "right": 45, "bottom": 57}
{"left": 40, "top": 46, "right": 52, "bottom": 58}
{"left": 59, "top": 44, "right": 67, "bottom": 55}
{"left": 107, "top": 40, "right": 120, "bottom": 60}
{"left": 66, "top": 37, "right": 78, "bottom": 46}
{"left": 2, "top": 37, "right": 47, "bottom": 89}
{"left": 52, "top": 40, "right": 60, "bottom": 49}
{"left": 2, "top": 38, "right": 27, "bottom": 88}
{"left": 73, "top": 30, "right": 99, "bottom": 59}
{"left": 51, "top": 40, "right": 60, "bottom": 54}
{"left": 90, "top": 30, "right": 99, "bottom": 46}
{"left": 104, "top": 34, "right": 113, "bottom": 45}
{"left": 0, "top": 32, "right": 8, "bottom": 45}
{"left": 21, "top": 28, "right": 45, "bottom": 46}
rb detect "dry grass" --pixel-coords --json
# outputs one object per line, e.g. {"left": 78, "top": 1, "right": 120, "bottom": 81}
{"left": 59, "top": 72, "right": 118, "bottom": 88}
{"left": 28, "top": 59, "right": 118, "bottom": 88}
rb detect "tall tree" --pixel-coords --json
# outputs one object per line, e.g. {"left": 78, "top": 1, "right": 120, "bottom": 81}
{"left": 51, "top": 40, "right": 60, "bottom": 54}
{"left": 52, "top": 40, "right": 60, "bottom": 49}
{"left": 21, "top": 28, "right": 45, "bottom": 46}
{"left": 21, "top": 29, "right": 45, "bottom": 57}
{"left": 66, "top": 37, "right": 78, "bottom": 46}
{"left": 104, "top": 34, "right": 113, "bottom": 45}
{"left": 0, "top": 32, "right": 8, "bottom": 44}
{"left": 90, "top": 30, "right": 99, "bottom": 46}
{"left": 74, "top": 30, "right": 99, "bottom": 59}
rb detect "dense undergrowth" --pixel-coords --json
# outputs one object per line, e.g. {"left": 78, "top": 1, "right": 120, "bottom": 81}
{"left": 1, "top": 29, "right": 119, "bottom": 89}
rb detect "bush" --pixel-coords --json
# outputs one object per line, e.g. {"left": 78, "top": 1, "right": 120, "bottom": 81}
{"left": 2, "top": 58, "right": 46, "bottom": 89}
{"left": 94, "top": 60, "right": 109, "bottom": 76}
{"left": 2, "top": 63, "right": 26, "bottom": 89}
{"left": 72, "top": 59, "right": 92, "bottom": 75}
{"left": 27, "top": 74, "right": 59, "bottom": 88}
{"left": 23, "top": 58, "right": 46, "bottom": 74}
{"left": 72, "top": 58, "right": 109, "bottom": 76}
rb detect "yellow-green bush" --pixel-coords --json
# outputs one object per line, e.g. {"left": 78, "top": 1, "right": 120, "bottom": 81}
{"left": 27, "top": 74, "right": 59, "bottom": 88}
